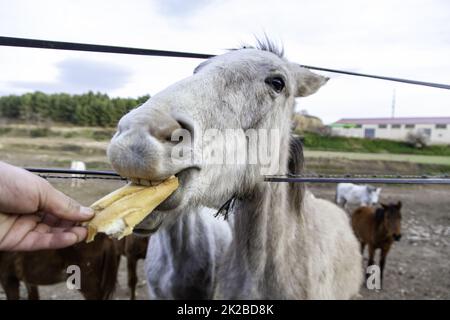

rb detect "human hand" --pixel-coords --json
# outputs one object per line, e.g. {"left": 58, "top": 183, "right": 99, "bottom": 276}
{"left": 0, "top": 161, "right": 94, "bottom": 251}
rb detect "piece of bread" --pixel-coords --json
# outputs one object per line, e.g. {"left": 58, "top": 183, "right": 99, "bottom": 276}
{"left": 85, "top": 176, "right": 178, "bottom": 242}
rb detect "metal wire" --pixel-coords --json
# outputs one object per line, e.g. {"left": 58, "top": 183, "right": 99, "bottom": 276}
{"left": 0, "top": 36, "right": 213, "bottom": 59}
{"left": 24, "top": 168, "right": 450, "bottom": 184}
{"left": 1, "top": 36, "right": 450, "bottom": 90}
{"left": 299, "top": 64, "right": 450, "bottom": 90}
{"left": 25, "top": 167, "right": 120, "bottom": 176}
{"left": 265, "top": 174, "right": 450, "bottom": 185}
{"left": 38, "top": 175, "right": 126, "bottom": 181}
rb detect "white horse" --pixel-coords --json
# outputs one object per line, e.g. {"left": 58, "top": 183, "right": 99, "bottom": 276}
{"left": 70, "top": 160, "right": 86, "bottom": 187}
{"left": 108, "top": 39, "right": 363, "bottom": 299}
{"left": 336, "top": 183, "right": 381, "bottom": 209}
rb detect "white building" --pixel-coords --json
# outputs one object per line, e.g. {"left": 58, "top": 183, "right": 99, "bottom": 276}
{"left": 330, "top": 117, "right": 450, "bottom": 145}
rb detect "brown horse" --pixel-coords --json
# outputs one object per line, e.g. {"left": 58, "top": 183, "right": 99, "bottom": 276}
{"left": 351, "top": 202, "right": 402, "bottom": 287}
{"left": 115, "top": 234, "right": 149, "bottom": 300}
{"left": 0, "top": 234, "right": 119, "bottom": 300}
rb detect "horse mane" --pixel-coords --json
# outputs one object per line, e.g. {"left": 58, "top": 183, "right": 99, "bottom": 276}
{"left": 194, "top": 36, "right": 284, "bottom": 74}
{"left": 288, "top": 135, "right": 305, "bottom": 210}
{"left": 254, "top": 36, "right": 284, "bottom": 58}
{"left": 375, "top": 207, "right": 385, "bottom": 224}
{"left": 215, "top": 135, "right": 304, "bottom": 219}
{"left": 238, "top": 36, "right": 284, "bottom": 58}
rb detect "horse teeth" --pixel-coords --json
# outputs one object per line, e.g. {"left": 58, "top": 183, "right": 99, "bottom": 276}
{"left": 130, "top": 178, "right": 140, "bottom": 185}
{"left": 139, "top": 179, "right": 152, "bottom": 186}
{"left": 129, "top": 178, "right": 162, "bottom": 186}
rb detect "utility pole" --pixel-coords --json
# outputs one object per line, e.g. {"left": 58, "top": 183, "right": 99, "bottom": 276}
{"left": 391, "top": 88, "right": 396, "bottom": 118}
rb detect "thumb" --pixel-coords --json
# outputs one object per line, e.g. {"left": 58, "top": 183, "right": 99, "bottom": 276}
{"left": 38, "top": 180, "right": 94, "bottom": 221}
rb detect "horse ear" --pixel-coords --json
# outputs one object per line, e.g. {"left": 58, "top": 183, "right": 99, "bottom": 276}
{"left": 380, "top": 203, "right": 388, "bottom": 210}
{"left": 377, "top": 188, "right": 382, "bottom": 194}
{"left": 292, "top": 64, "right": 329, "bottom": 97}
{"left": 397, "top": 201, "right": 402, "bottom": 209}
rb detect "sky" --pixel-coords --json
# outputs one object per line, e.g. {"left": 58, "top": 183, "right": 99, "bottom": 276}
{"left": 0, "top": 0, "right": 449, "bottom": 124}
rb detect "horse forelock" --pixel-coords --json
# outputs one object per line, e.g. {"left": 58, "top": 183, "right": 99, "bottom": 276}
{"left": 194, "top": 36, "right": 284, "bottom": 74}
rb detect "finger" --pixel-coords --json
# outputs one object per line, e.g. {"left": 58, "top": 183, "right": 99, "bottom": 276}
{"left": 58, "top": 219, "right": 78, "bottom": 228}
{"left": 37, "top": 180, "right": 94, "bottom": 222}
{"left": 40, "top": 213, "right": 77, "bottom": 228}
{"left": 48, "top": 226, "right": 79, "bottom": 233}
{"left": 0, "top": 215, "right": 40, "bottom": 250}
{"left": 40, "top": 212, "right": 60, "bottom": 226}
{"left": 64, "top": 226, "right": 87, "bottom": 241}
{"left": 34, "top": 223, "right": 51, "bottom": 234}
{"left": 10, "top": 226, "right": 87, "bottom": 251}
{"left": 12, "top": 231, "right": 80, "bottom": 251}
{"left": 48, "top": 226, "right": 87, "bottom": 242}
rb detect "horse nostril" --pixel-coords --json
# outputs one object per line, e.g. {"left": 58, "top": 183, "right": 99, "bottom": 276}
{"left": 394, "top": 234, "right": 402, "bottom": 241}
{"left": 175, "top": 117, "right": 195, "bottom": 140}
{"left": 148, "top": 119, "right": 182, "bottom": 143}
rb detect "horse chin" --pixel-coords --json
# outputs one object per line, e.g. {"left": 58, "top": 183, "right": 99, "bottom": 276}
{"left": 133, "top": 211, "right": 165, "bottom": 236}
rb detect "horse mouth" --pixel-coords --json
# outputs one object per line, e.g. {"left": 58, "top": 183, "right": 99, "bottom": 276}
{"left": 124, "top": 166, "right": 198, "bottom": 211}
{"left": 133, "top": 220, "right": 163, "bottom": 236}
{"left": 156, "top": 167, "right": 198, "bottom": 210}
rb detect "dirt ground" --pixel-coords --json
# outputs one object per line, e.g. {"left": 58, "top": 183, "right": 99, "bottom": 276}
{"left": 0, "top": 179, "right": 448, "bottom": 300}
{"left": 309, "top": 184, "right": 450, "bottom": 300}
{"left": 0, "top": 144, "right": 448, "bottom": 300}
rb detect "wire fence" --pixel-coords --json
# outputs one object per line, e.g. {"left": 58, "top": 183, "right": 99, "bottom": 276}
{"left": 1, "top": 36, "right": 450, "bottom": 90}
{"left": 26, "top": 168, "right": 450, "bottom": 185}
{"left": 2, "top": 36, "right": 450, "bottom": 185}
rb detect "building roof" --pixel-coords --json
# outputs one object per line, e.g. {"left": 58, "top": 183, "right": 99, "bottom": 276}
{"left": 334, "top": 117, "right": 450, "bottom": 125}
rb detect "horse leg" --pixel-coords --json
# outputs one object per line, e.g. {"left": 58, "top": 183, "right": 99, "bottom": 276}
{"left": 365, "top": 244, "right": 376, "bottom": 286}
{"left": 360, "top": 242, "right": 366, "bottom": 255}
{"left": 379, "top": 244, "right": 391, "bottom": 289}
{"left": 1, "top": 275, "right": 20, "bottom": 300}
{"left": 343, "top": 199, "right": 347, "bottom": 210}
{"left": 25, "top": 283, "right": 39, "bottom": 300}
{"left": 127, "top": 256, "right": 138, "bottom": 300}
{"left": 367, "top": 244, "right": 375, "bottom": 267}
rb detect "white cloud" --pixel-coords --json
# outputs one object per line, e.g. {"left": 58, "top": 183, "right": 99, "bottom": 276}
{"left": 0, "top": 0, "right": 449, "bottom": 123}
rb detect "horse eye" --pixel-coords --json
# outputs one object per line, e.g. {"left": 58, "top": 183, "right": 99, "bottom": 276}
{"left": 266, "top": 77, "right": 285, "bottom": 93}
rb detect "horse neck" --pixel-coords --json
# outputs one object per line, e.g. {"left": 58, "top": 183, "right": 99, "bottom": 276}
{"left": 229, "top": 134, "right": 304, "bottom": 293}
{"left": 159, "top": 210, "right": 202, "bottom": 268}
{"left": 374, "top": 209, "right": 390, "bottom": 240}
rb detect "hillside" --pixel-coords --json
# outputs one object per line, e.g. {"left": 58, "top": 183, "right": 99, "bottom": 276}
{"left": 0, "top": 91, "right": 149, "bottom": 127}
{"left": 302, "top": 132, "right": 450, "bottom": 157}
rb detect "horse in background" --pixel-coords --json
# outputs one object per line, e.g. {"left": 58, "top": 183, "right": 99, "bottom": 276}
{"left": 70, "top": 160, "right": 86, "bottom": 187}
{"left": 352, "top": 202, "right": 402, "bottom": 287}
{"left": 114, "top": 234, "right": 149, "bottom": 300}
{"left": 0, "top": 234, "right": 118, "bottom": 300}
{"left": 336, "top": 183, "right": 381, "bottom": 210}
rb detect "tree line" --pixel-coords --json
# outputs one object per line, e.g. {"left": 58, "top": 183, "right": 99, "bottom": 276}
{"left": 0, "top": 91, "right": 150, "bottom": 127}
